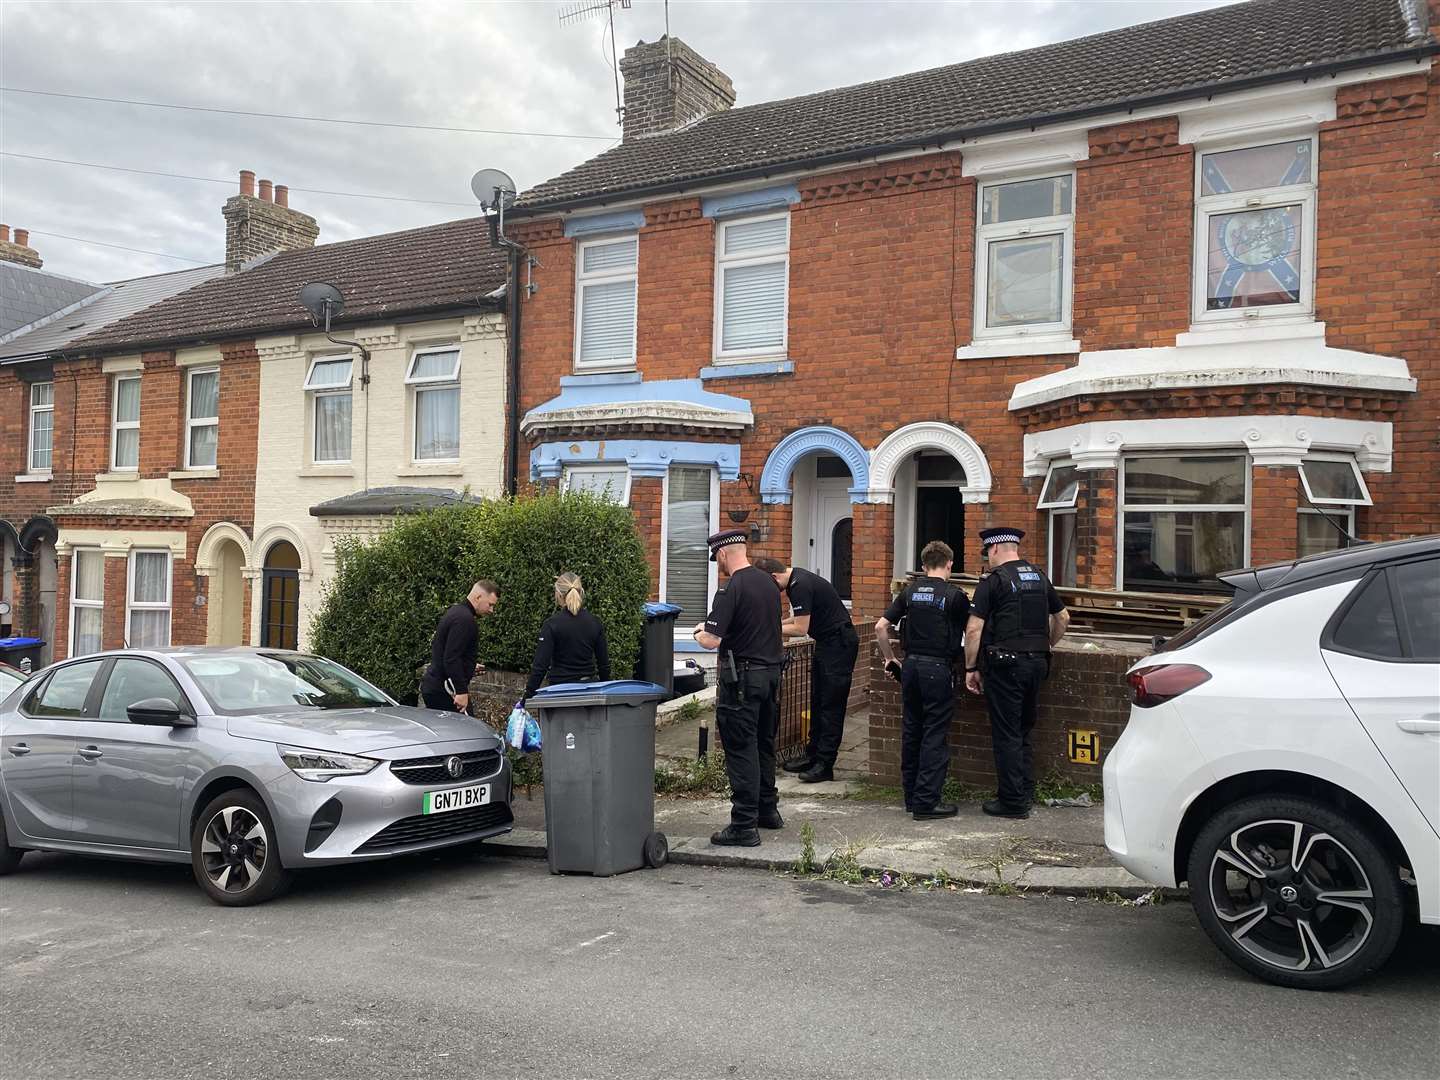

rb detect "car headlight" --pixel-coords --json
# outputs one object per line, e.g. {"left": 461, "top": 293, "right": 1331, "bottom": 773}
{"left": 279, "top": 745, "right": 378, "bottom": 782}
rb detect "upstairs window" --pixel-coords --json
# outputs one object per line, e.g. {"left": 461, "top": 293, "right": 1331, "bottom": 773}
{"left": 185, "top": 367, "right": 220, "bottom": 470}
{"left": 575, "top": 235, "right": 638, "bottom": 371}
{"left": 715, "top": 214, "right": 789, "bottom": 360}
{"left": 406, "top": 347, "right": 461, "bottom": 462}
{"left": 1194, "top": 138, "right": 1315, "bottom": 323}
{"left": 305, "top": 356, "right": 353, "bottom": 464}
{"left": 975, "top": 174, "right": 1074, "bottom": 338}
{"left": 28, "top": 381, "right": 54, "bottom": 473}
{"left": 111, "top": 374, "right": 141, "bottom": 471}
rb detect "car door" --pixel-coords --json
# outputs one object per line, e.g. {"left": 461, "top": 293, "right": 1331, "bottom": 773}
{"left": 0, "top": 659, "right": 106, "bottom": 842}
{"left": 68, "top": 656, "right": 199, "bottom": 850}
{"left": 1322, "top": 557, "right": 1440, "bottom": 836}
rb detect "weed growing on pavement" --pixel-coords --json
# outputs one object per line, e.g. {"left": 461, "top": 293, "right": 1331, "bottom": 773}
{"left": 795, "top": 822, "right": 818, "bottom": 875}
{"left": 1033, "top": 770, "right": 1104, "bottom": 804}
{"left": 818, "top": 836, "right": 873, "bottom": 884}
{"left": 969, "top": 838, "right": 1030, "bottom": 897}
{"left": 654, "top": 752, "right": 730, "bottom": 797}
{"left": 673, "top": 697, "right": 704, "bottom": 724}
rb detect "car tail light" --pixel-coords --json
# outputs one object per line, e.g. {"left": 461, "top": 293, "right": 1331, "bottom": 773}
{"left": 1128, "top": 664, "right": 1211, "bottom": 708}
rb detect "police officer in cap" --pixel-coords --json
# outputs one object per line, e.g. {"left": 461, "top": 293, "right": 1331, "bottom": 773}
{"left": 692, "top": 529, "right": 785, "bottom": 847}
{"left": 964, "top": 527, "right": 1070, "bottom": 818}
{"left": 875, "top": 540, "right": 971, "bottom": 819}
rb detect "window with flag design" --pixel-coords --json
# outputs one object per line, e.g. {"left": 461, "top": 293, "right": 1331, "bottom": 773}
{"left": 575, "top": 236, "right": 638, "bottom": 370}
{"left": 1194, "top": 138, "right": 1315, "bottom": 321}
{"left": 715, "top": 214, "right": 789, "bottom": 359}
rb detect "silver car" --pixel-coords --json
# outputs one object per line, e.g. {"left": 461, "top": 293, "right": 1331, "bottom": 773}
{"left": 0, "top": 648, "right": 512, "bottom": 905}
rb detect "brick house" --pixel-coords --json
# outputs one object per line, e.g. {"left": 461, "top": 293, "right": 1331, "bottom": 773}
{"left": 505, "top": 0, "right": 1440, "bottom": 662}
{"left": 3, "top": 173, "right": 509, "bottom": 661}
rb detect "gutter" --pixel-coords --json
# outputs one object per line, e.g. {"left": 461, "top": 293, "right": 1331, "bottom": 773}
{"left": 509, "top": 43, "right": 1439, "bottom": 219}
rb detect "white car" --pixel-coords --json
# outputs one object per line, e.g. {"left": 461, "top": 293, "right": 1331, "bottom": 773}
{"left": 1105, "top": 535, "right": 1438, "bottom": 990}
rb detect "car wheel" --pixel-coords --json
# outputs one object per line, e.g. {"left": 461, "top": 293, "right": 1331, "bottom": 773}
{"left": 1187, "top": 795, "right": 1404, "bottom": 990}
{"left": 0, "top": 814, "right": 25, "bottom": 875}
{"left": 191, "top": 789, "right": 292, "bottom": 907}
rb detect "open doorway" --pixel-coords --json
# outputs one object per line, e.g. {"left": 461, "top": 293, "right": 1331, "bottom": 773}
{"left": 894, "top": 451, "right": 968, "bottom": 576}
{"left": 791, "top": 453, "right": 854, "bottom": 601}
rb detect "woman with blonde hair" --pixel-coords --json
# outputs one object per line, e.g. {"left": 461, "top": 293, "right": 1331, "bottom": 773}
{"left": 523, "top": 572, "right": 611, "bottom": 699}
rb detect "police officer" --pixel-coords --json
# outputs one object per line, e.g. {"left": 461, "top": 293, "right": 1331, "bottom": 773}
{"left": 875, "top": 540, "right": 971, "bottom": 820}
{"left": 692, "top": 529, "right": 785, "bottom": 847}
{"left": 963, "top": 528, "right": 1070, "bottom": 819}
{"left": 420, "top": 580, "right": 500, "bottom": 712}
{"left": 753, "top": 557, "right": 859, "bottom": 784}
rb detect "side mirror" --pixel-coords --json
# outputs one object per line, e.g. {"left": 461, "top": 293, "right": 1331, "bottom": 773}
{"left": 127, "top": 697, "right": 196, "bottom": 727}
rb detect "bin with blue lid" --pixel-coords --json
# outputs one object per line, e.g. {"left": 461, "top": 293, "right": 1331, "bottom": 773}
{"left": 526, "top": 679, "right": 669, "bottom": 875}
{"left": 637, "top": 602, "right": 682, "bottom": 697}
{"left": 0, "top": 637, "right": 45, "bottom": 674}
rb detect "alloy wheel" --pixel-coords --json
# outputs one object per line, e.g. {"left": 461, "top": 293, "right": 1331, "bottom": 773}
{"left": 1207, "top": 818, "right": 1374, "bottom": 972}
{"left": 200, "top": 806, "right": 270, "bottom": 895}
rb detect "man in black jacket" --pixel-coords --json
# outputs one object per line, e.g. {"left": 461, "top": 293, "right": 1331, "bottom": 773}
{"left": 420, "top": 580, "right": 500, "bottom": 712}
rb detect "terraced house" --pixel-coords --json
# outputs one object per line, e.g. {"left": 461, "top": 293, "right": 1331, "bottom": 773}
{"left": 2, "top": 175, "right": 509, "bottom": 661}
{"left": 508, "top": 0, "right": 1440, "bottom": 646}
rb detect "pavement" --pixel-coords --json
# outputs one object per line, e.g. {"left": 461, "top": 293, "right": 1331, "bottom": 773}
{"left": 3, "top": 852, "right": 1436, "bottom": 1079}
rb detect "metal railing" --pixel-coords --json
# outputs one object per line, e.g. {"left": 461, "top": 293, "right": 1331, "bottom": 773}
{"left": 776, "top": 638, "right": 813, "bottom": 764}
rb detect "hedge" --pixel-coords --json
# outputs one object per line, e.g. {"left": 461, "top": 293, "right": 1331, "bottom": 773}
{"left": 309, "top": 491, "right": 651, "bottom": 704}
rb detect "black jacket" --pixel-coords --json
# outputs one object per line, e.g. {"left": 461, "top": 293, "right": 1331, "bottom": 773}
{"left": 422, "top": 601, "right": 479, "bottom": 695}
{"left": 525, "top": 609, "right": 610, "bottom": 699}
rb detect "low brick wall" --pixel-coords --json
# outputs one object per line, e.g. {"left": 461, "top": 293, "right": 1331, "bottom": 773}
{"left": 866, "top": 637, "right": 1148, "bottom": 789}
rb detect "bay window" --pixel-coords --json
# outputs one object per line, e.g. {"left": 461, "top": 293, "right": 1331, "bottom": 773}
{"left": 185, "top": 367, "right": 220, "bottom": 469}
{"left": 1037, "top": 460, "right": 1080, "bottom": 588}
{"left": 1297, "top": 454, "right": 1371, "bottom": 557}
{"left": 975, "top": 174, "right": 1073, "bottom": 338}
{"left": 714, "top": 213, "right": 789, "bottom": 360}
{"left": 305, "top": 356, "right": 353, "bottom": 464}
{"left": 406, "top": 347, "right": 461, "bottom": 462}
{"left": 1120, "top": 454, "right": 1247, "bottom": 593}
{"left": 127, "top": 549, "right": 172, "bottom": 648}
{"left": 69, "top": 548, "right": 105, "bottom": 657}
{"left": 563, "top": 464, "right": 630, "bottom": 505}
{"left": 662, "top": 466, "right": 718, "bottom": 637}
{"left": 28, "top": 381, "right": 54, "bottom": 473}
{"left": 111, "top": 374, "right": 141, "bottom": 471}
{"left": 574, "top": 235, "right": 638, "bottom": 371}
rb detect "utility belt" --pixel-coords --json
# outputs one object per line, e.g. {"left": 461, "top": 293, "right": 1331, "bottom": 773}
{"left": 906, "top": 652, "right": 955, "bottom": 664}
{"left": 982, "top": 644, "right": 1050, "bottom": 669}
{"left": 719, "top": 652, "right": 781, "bottom": 685}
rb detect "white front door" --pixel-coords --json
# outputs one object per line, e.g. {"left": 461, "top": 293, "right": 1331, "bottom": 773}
{"left": 812, "top": 480, "right": 852, "bottom": 594}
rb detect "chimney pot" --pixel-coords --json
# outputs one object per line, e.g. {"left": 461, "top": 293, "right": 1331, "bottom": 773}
{"left": 258, "top": 179, "right": 273, "bottom": 203}
{"left": 240, "top": 169, "right": 256, "bottom": 197}
{"left": 0, "top": 224, "right": 9, "bottom": 243}
{"left": 274, "top": 185, "right": 289, "bottom": 208}
{"left": 14, "top": 228, "right": 30, "bottom": 248}
{"left": 619, "top": 37, "right": 735, "bottom": 142}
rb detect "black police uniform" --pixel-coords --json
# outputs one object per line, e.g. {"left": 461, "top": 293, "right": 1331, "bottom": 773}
{"left": 786, "top": 567, "right": 859, "bottom": 770}
{"left": 884, "top": 576, "right": 971, "bottom": 811}
{"left": 972, "top": 556, "right": 1065, "bottom": 810}
{"left": 420, "top": 600, "right": 479, "bottom": 711}
{"left": 523, "top": 609, "right": 610, "bottom": 699}
{"left": 705, "top": 563, "right": 785, "bottom": 830}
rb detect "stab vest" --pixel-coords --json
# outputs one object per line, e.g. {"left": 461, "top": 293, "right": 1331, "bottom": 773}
{"left": 984, "top": 560, "right": 1052, "bottom": 653}
{"left": 900, "top": 579, "right": 965, "bottom": 659}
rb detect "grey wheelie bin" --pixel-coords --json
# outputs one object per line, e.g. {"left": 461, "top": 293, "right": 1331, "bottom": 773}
{"left": 636, "top": 602, "right": 681, "bottom": 697}
{"left": 526, "top": 679, "right": 668, "bottom": 876}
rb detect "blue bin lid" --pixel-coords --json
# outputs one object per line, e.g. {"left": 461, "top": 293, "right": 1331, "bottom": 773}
{"left": 528, "top": 678, "right": 667, "bottom": 708}
{"left": 643, "top": 602, "right": 682, "bottom": 618}
{"left": 0, "top": 637, "right": 43, "bottom": 649}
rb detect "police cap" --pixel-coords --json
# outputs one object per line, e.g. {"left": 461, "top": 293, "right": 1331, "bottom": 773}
{"left": 707, "top": 529, "right": 748, "bottom": 561}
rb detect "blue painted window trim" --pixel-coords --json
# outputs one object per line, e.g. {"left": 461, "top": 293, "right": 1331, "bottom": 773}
{"left": 759, "top": 425, "right": 873, "bottom": 505}
{"left": 563, "top": 209, "right": 646, "bottom": 238}
{"left": 531, "top": 439, "right": 742, "bottom": 481}
{"left": 701, "top": 184, "right": 800, "bottom": 220}
{"left": 700, "top": 360, "right": 795, "bottom": 381}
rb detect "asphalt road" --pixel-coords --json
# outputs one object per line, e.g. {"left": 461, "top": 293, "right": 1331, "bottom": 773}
{"left": 1, "top": 848, "right": 1436, "bottom": 1080}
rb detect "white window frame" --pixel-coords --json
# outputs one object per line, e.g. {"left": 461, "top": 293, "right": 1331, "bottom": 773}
{"left": 305, "top": 355, "right": 354, "bottom": 465}
{"left": 28, "top": 380, "right": 54, "bottom": 474}
{"left": 110, "top": 374, "right": 141, "bottom": 472}
{"left": 1038, "top": 460, "right": 1080, "bottom": 588}
{"left": 1297, "top": 506, "right": 1355, "bottom": 557}
{"left": 405, "top": 345, "right": 462, "bottom": 463}
{"left": 1117, "top": 451, "right": 1251, "bottom": 591}
{"left": 973, "top": 172, "right": 1075, "bottom": 340}
{"left": 1298, "top": 452, "right": 1372, "bottom": 507}
{"left": 68, "top": 547, "right": 105, "bottom": 658}
{"left": 712, "top": 211, "right": 790, "bottom": 362}
{"left": 184, "top": 366, "right": 220, "bottom": 471}
{"left": 125, "top": 548, "right": 172, "bottom": 648}
{"left": 562, "top": 464, "right": 631, "bottom": 506}
{"left": 659, "top": 466, "right": 720, "bottom": 642}
{"left": 1191, "top": 135, "right": 1317, "bottom": 326}
{"left": 573, "top": 234, "right": 639, "bottom": 373}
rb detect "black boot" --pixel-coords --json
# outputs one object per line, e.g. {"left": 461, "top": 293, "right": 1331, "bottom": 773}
{"left": 758, "top": 810, "right": 785, "bottom": 830}
{"left": 798, "top": 763, "right": 835, "bottom": 783}
{"left": 913, "top": 803, "right": 959, "bottom": 820}
{"left": 983, "top": 799, "right": 1030, "bottom": 820}
{"left": 781, "top": 757, "right": 814, "bottom": 773}
{"left": 711, "top": 825, "right": 762, "bottom": 847}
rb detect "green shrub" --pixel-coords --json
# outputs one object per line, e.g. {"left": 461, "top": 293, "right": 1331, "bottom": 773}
{"left": 309, "top": 492, "right": 650, "bottom": 703}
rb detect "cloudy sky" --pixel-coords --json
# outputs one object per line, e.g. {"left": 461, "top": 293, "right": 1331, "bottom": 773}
{"left": 2, "top": 0, "right": 1233, "bottom": 282}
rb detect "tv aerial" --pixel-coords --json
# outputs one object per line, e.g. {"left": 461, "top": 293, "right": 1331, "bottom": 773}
{"left": 558, "top": 0, "right": 631, "bottom": 126}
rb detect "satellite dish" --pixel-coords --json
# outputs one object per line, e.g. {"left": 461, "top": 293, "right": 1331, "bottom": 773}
{"left": 471, "top": 168, "right": 517, "bottom": 212}
{"left": 298, "top": 282, "right": 345, "bottom": 327}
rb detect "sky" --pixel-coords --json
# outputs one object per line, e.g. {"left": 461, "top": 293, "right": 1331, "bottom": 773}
{"left": 1, "top": 0, "right": 1234, "bottom": 283}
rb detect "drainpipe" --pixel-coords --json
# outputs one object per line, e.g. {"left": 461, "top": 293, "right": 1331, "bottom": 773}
{"left": 504, "top": 246, "right": 524, "bottom": 497}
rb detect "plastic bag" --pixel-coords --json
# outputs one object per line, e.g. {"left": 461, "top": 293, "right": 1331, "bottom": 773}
{"left": 506, "top": 702, "right": 542, "bottom": 752}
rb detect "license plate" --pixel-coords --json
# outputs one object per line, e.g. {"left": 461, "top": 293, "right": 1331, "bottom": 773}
{"left": 422, "top": 783, "right": 491, "bottom": 815}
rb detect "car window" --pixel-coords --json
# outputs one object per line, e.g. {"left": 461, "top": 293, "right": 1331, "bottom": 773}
{"left": 0, "top": 668, "right": 24, "bottom": 698}
{"left": 28, "top": 660, "right": 105, "bottom": 719}
{"left": 1330, "top": 572, "right": 1403, "bottom": 659}
{"left": 98, "top": 658, "right": 189, "bottom": 722}
{"left": 1392, "top": 559, "right": 1439, "bottom": 662}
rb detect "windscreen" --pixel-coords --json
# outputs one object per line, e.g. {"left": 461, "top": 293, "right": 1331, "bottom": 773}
{"left": 180, "top": 653, "right": 391, "bottom": 714}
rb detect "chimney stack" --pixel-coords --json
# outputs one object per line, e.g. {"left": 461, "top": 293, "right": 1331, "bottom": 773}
{"left": 0, "top": 223, "right": 43, "bottom": 268}
{"left": 222, "top": 168, "right": 319, "bottom": 271}
{"left": 619, "top": 37, "right": 735, "bottom": 142}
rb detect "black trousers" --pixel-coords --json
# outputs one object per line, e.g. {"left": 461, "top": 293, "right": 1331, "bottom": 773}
{"left": 982, "top": 654, "right": 1049, "bottom": 808}
{"left": 421, "top": 686, "right": 460, "bottom": 712}
{"left": 807, "top": 625, "right": 859, "bottom": 767}
{"left": 900, "top": 654, "right": 955, "bottom": 810}
{"left": 716, "top": 663, "right": 783, "bottom": 828}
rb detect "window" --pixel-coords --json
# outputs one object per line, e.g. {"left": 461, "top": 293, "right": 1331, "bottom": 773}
{"left": 305, "top": 356, "right": 353, "bottom": 463}
{"left": 69, "top": 548, "right": 105, "bottom": 657}
{"left": 1296, "top": 454, "right": 1370, "bottom": 557}
{"left": 99, "top": 658, "right": 189, "bottom": 722}
{"left": 1298, "top": 511, "right": 1354, "bottom": 558}
{"left": 1194, "top": 138, "right": 1315, "bottom": 322}
{"left": 111, "top": 374, "right": 141, "bottom": 471}
{"left": 975, "top": 174, "right": 1073, "bottom": 337}
{"left": 28, "top": 381, "right": 54, "bottom": 473}
{"left": 1392, "top": 560, "right": 1440, "bottom": 662}
{"left": 406, "top": 347, "right": 461, "bottom": 461}
{"left": 185, "top": 367, "right": 220, "bottom": 469}
{"left": 1331, "top": 571, "right": 1402, "bottom": 659}
{"left": 27, "top": 660, "right": 103, "bottom": 719}
{"left": 127, "top": 549, "right": 172, "bottom": 648}
{"left": 1038, "top": 461, "right": 1080, "bottom": 588}
{"left": 563, "top": 465, "right": 630, "bottom": 505}
{"left": 575, "top": 235, "right": 638, "bottom": 370}
{"left": 662, "top": 466, "right": 718, "bottom": 633}
{"left": 715, "top": 214, "right": 789, "bottom": 359}
{"left": 1120, "top": 454, "right": 1247, "bottom": 593}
